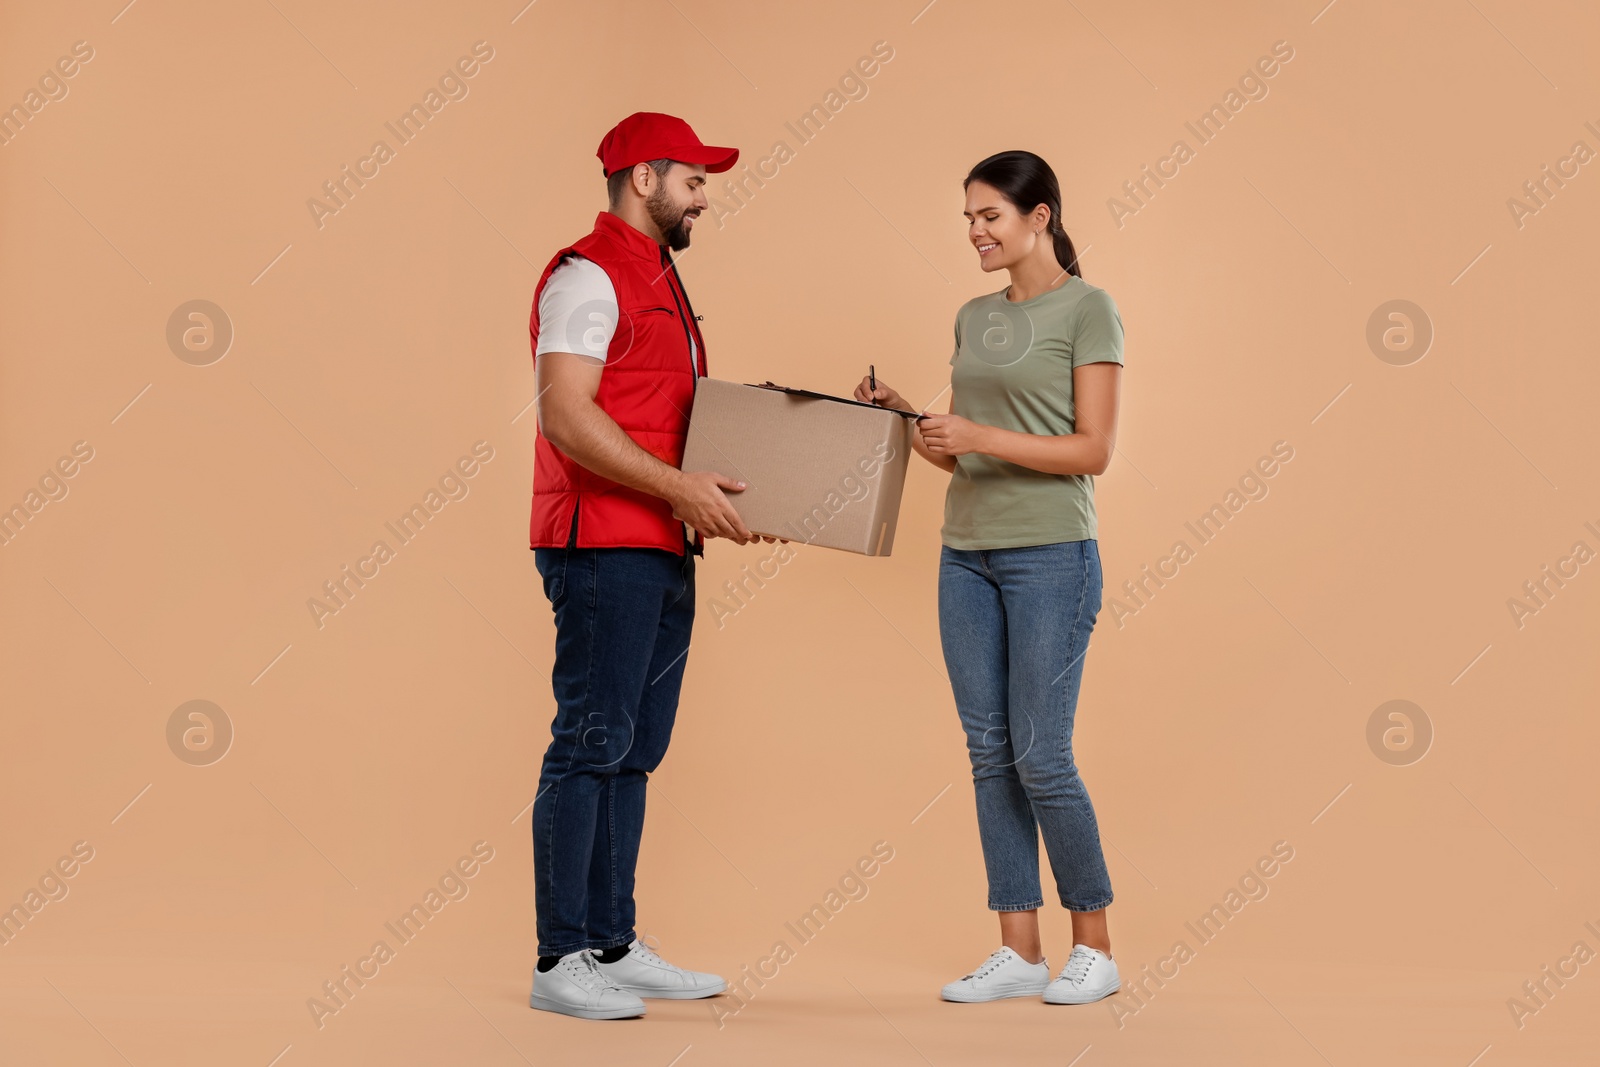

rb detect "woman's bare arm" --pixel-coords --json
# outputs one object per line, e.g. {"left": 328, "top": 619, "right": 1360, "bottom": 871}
{"left": 917, "top": 363, "right": 1121, "bottom": 475}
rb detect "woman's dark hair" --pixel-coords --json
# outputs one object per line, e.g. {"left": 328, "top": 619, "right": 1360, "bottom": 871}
{"left": 963, "top": 150, "right": 1082, "bottom": 279}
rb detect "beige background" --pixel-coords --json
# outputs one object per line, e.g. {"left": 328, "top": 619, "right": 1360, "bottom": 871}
{"left": 2, "top": 0, "right": 1597, "bottom": 1064}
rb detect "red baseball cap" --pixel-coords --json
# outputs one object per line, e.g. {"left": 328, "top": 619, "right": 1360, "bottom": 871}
{"left": 597, "top": 112, "right": 739, "bottom": 178}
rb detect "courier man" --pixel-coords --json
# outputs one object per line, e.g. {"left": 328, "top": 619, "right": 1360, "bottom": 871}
{"left": 526, "top": 111, "right": 770, "bottom": 1020}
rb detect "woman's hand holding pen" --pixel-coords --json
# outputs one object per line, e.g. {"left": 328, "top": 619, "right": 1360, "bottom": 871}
{"left": 853, "top": 375, "right": 913, "bottom": 413}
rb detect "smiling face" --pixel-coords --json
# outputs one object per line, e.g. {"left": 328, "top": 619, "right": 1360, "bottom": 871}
{"left": 963, "top": 179, "right": 1047, "bottom": 272}
{"left": 645, "top": 162, "right": 709, "bottom": 250}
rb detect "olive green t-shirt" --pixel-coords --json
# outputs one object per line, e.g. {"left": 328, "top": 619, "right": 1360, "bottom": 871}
{"left": 941, "top": 276, "right": 1125, "bottom": 550}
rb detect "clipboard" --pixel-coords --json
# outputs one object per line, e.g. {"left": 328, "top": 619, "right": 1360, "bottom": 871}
{"left": 747, "top": 381, "right": 928, "bottom": 420}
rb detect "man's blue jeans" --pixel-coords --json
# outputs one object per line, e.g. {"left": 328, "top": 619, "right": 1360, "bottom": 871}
{"left": 937, "top": 539, "right": 1114, "bottom": 912}
{"left": 532, "top": 535, "right": 695, "bottom": 957}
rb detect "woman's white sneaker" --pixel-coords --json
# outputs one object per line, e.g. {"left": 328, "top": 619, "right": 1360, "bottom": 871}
{"left": 1042, "top": 944, "right": 1120, "bottom": 1004}
{"left": 590, "top": 939, "right": 727, "bottom": 1000}
{"left": 940, "top": 947, "right": 1050, "bottom": 1002}
{"left": 529, "top": 951, "right": 646, "bottom": 1019}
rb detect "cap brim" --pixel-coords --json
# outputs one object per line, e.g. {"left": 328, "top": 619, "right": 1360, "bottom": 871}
{"left": 671, "top": 144, "right": 740, "bottom": 173}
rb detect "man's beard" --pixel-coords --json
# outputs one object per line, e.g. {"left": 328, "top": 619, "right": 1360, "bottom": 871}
{"left": 647, "top": 185, "right": 697, "bottom": 251}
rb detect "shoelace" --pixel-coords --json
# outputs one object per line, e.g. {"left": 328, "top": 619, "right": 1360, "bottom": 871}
{"left": 564, "top": 952, "right": 621, "bottom": 992}
{"left": 961, "top": 949, "right": 1012, "bottom": 981}
{"left": 630, "top": 940, "right": 667, "bottom": 967}
{"left": 1062, "top": 948, "right": 1097, "bottom": 986}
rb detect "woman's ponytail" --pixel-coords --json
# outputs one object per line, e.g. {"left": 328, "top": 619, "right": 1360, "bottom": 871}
{"left": 1049, "top": 215, "right": 1082, "bottom": 279}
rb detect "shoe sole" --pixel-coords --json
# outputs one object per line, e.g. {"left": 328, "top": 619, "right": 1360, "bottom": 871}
{"left": 1042, "top": 983, "right": 1120, "bottom": 1005}
{"left": 621, "top": 980, "right": 728, "bottom": 1000}
{"left": 941, "top": 985, "right": 1048, "bottom": 1003}
{"left": 528, "top": 993, "right": 646, "bottom": 1019}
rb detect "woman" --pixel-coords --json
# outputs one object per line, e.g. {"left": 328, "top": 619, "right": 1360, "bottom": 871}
{"left": 855, "top": 150, "right": 1124, "bottom": 1005}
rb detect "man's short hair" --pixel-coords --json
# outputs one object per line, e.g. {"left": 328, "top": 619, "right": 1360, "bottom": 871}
{"left": 607, "top": 158, "right": 676, "bottom": 208}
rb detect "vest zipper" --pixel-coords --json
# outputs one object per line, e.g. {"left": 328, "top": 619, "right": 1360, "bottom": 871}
{"left": 660, "top": 250, "right": 705, "bottom": 555}
{"left": 660, "top": 250, "right": 705, "bottom": 377}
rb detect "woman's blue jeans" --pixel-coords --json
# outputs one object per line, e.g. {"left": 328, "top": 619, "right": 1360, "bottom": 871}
{"left": 937, "top": 539, "right": 1114, "bottom": 912}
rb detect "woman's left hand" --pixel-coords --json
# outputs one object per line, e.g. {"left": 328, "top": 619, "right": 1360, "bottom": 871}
{"left": 916, "top": 414, "right": 988, "bottom": 457}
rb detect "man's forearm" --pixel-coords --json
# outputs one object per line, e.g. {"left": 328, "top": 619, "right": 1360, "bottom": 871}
{"left": 544, "top": 396, "right": 684, "bottom": 502}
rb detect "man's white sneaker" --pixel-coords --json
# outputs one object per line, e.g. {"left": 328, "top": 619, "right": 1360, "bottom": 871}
{"left": 591, "top": 939, "right": 727, "bottom": 1000}
{"left": 940, "top": 946, "right": 1050, "bottom": 1003}
{"left": 529, "top": 951, "right": 646, "bottom": 1020}
{"left": 1042, "top": 944, "right": 1120, "bottom": 1004}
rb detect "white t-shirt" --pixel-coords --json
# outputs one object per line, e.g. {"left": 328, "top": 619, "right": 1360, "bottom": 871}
{"left": 535, "top": 254, "right": 697, "bottom": 371}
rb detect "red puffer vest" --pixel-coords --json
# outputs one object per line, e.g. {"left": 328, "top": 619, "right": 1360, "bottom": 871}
{"left": 528, "top": 211, "right": 708, "bottom": 555}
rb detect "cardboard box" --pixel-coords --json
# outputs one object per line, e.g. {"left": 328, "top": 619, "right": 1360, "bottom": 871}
{"left": 680, "top": 378, "right": 918, "bottom": 556}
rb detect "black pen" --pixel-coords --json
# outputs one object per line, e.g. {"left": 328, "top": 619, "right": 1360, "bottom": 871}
{"left": 869, "top": 364, "right": 876, "bottom": 403}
